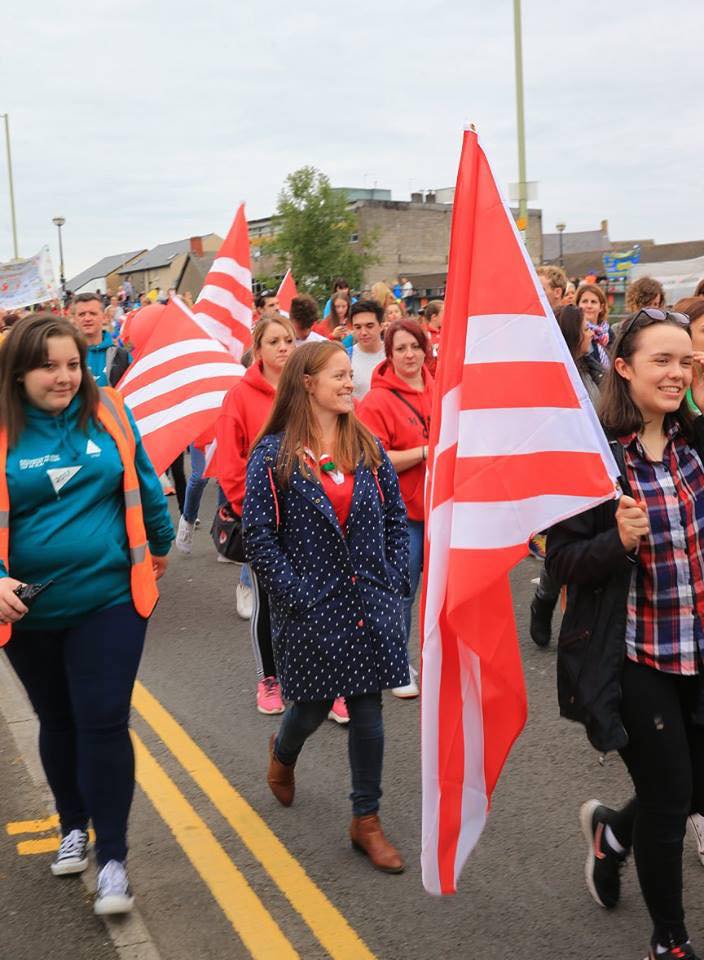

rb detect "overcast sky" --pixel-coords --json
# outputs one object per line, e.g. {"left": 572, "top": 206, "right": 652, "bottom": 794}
{"left": 2, "top": 0, "right": 702, "bottom": 279}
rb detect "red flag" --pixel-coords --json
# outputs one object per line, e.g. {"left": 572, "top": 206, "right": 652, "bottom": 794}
{"left": 193, "top": 204, "right": 253, "bottom": 360}
{"left": 420, "top": 129, "right": 618, "bottom": 895}
{"left": 276, "top": 269, "right": 298, "bottom": 318}
{"left": 117, "top": 296, "right": 244, "bottom": 475}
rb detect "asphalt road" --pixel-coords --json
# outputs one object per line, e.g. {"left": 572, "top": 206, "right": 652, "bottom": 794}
{"left": 3, "top": 484, "right": 704, "bottom": 960}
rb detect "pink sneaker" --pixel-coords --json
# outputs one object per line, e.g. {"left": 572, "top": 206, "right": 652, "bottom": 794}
{"left": 257, "top": 677, "right": 285, "bottom": 715}
{"left": 328, "top": 697, "right": 349, "bottom": 724}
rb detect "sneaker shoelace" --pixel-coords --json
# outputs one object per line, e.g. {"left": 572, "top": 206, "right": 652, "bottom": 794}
{"left": 57, "top": 829, "right": 86, "bottom": 859}
{"left": 263, "top": 678, "right": 278, "bottom": 695}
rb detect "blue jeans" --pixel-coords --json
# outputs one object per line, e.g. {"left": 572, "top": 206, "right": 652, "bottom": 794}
{"left": 183, "top": 446, "right": 227, "bottom": 523}
{"left": 403, "top": 520, "right": 424, "bottom": 643}
{"left": 240, "top": 563, "right": 252, "bottom": 589}
{"left": 6, "top": 602, "right": 147, "bottom": 866}
{"left": 275, "top": 692, "right": 384, "bottom": 816}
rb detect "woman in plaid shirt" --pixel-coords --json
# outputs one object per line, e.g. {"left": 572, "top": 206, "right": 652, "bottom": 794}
{"left": 547, "top": 308, "right": 704, "bottom": 960}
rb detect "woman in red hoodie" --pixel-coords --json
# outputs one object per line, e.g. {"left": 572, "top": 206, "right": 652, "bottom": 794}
{"left": 358, "top": 318, "right": 433, "bottom": 699}
{"left": 215, "top": 315, "right": 297, "bottom": 716}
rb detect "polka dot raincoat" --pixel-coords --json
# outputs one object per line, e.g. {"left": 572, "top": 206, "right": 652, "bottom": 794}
{"left": 242, "top": 433, "right": 411, "bottom": 702}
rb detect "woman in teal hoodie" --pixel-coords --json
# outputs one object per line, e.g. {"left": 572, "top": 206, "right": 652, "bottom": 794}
{"left": 0, "top": 314, "right": 174, "bottom": 916}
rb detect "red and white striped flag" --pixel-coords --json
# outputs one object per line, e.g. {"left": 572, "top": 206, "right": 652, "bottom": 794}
{"left": 117, "top": 295, "right": 244, "bottom": 475}
{"left": 193, "top": 204, "right": 253, "bottom": 360}
{"left": 420, "top": 128, "right": 618, "bottom": 895}
{"left": 276, "top": 269, "right": 298, "bottom": 318}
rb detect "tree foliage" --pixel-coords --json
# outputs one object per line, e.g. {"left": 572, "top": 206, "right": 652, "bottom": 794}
{"left": 265, "top": 167, "right": 377, "bottom": 302}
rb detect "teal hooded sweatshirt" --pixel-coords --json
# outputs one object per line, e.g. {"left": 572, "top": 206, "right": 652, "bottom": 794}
{"left": 86, "top": 331, "right": 129, "bottom": 387}
{"left": 2, "top": 395, "right": 174, "bottom": 630}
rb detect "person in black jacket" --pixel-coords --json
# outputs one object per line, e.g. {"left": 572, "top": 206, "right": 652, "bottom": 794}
{"left": 547, "top": 307, "right": 704, "bottom": 960}
{"left": 530, "top": 304, "right": 604, "bottom": 647}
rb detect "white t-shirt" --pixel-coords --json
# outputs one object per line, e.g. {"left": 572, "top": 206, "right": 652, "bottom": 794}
{"left": 295, "top": 330, "right": 327, "bottom": 348}
{"left": 351, "top": 344, "right": 386, "bottom": 400}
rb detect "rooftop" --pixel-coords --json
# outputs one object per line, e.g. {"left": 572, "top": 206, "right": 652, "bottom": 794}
{"left": 117, "top": 236, "right": 214, "bottom": 274}
{"left": 67, "top": 250, "right": 144, "bottom": 291}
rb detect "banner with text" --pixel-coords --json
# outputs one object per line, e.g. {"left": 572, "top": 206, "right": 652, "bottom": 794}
{"left": 0, "top": 246, "right": 59, "bottom": 309}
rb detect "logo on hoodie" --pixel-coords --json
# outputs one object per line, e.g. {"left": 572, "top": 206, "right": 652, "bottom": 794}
{"left": 86, "top": 439, "right": 102, "bottom": 457}
{"left": 47, "top": 465, "right": 82, "bottom": 496}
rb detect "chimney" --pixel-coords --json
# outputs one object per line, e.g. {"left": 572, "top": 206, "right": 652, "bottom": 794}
{"left": 410, "top": 192, "right": 423, "bottom": 203}
{"left": 189, "top": 236, "right": 204, "bottom": 256}
{"left": 425, "top": 191, "right": 436, "bottom": 204}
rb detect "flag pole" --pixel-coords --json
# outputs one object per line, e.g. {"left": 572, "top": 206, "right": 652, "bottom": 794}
{"left": 512, "top": 0, "right": 528, "bottom": 240}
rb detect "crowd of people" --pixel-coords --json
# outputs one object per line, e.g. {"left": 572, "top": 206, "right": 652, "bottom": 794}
{"left": 3, "top": 267, "right": 704, "bottom": 959}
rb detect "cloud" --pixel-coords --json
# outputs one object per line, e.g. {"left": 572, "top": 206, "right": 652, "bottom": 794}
{"left": 1, "top": 0, "right": 701, "bottom": 275}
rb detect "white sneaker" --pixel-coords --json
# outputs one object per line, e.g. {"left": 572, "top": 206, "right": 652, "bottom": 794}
{"left": 236, "top": 583, "right": 253, "bottom": 619}
{"left": 688, "top": 814, "right": 704, "bottom": 866}
{"left": 175, "top": 516, "right": 194, "bottom": 555}
{"left": 94, "top": 860, "right": 134, "bottom": 915}
{"left": 51, "top": 828, "right": 89, "bottom": 876}
{"left": 392, "top": 665, "right": 419, "bottom": 699}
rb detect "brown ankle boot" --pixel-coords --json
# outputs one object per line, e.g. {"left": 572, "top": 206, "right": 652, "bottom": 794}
{"left": 267, "top": 734, "right": 295, "bottom": 806}
{"left": 350, "top": 814, "right": 405, "bottom": 874}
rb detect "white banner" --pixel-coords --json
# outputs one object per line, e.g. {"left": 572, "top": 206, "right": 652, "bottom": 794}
{"left": 0, "top": 246, "right": 59, "bottom": 309}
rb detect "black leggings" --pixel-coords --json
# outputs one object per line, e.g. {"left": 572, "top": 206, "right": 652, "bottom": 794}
{"left": 613, "top": 658, "right": 704, "bottom": 946}
{"left": 5, "top": 602, "right": 146, "bottom": 866}
{"left": 168, "top": 452, "right": 186, "bottom": 516}
{"left": 250, "top": 568, "right": 276, "bottom": 680}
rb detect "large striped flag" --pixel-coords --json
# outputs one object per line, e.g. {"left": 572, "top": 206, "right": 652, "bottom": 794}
{"left": 276, "top": 268, "right": 298, "bottom": 318}
{"left": 117, "top": 295, "right": 244, "bottom": 475}
{"left": 420, "top": 128, "right": 618, "bottom": 895}
{"left": 193, "top": 203, "right": 253, "bottom": 360}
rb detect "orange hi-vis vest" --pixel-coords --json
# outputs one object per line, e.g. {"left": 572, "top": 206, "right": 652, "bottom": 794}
{"left": 0, "top": 387, "right": 159, "bottom": 645}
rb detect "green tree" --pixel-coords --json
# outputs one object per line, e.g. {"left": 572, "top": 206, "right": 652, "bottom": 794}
{"left": 265, "top": 167, "right": 377, "bottom": 302}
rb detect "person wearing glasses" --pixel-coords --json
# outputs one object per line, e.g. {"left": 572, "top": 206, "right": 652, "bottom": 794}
{"left": 546, "top": 307, "right": 704, "bottom": 960}
{"left": 358, "top": 318, "right": 433, "bottom": 699}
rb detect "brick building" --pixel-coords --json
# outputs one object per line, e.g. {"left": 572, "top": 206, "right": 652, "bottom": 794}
{"left": 248, "top": 189, "right": 543, "bottom": 300}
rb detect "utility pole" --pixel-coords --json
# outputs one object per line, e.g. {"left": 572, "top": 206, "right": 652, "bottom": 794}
{"left": 513, "top": 0, "right": 528, "bottom": 240}
{"left": 1, "top": 113, "right": 19, "bottom": 259}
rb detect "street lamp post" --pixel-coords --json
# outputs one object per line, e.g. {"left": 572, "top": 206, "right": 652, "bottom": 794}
{"left": 513, "top": 0, "right": 528, "bottom": 238}
{"left": 556, "top": 222, "right": 566, "bottom": 267}
{"left": 52, "top": 216, "right": 66, "bottom": 299}
{"left": 0, "top": 113, "right": 19, "bottom": 259}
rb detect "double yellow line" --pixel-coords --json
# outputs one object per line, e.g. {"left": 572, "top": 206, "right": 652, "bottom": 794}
{"left": 132, "top": 681, "right": 377, "bottom": 960}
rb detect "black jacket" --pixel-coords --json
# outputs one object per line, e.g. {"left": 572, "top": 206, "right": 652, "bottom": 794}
{"left": 546, "top": 416, "right": 704, "bottom": 753}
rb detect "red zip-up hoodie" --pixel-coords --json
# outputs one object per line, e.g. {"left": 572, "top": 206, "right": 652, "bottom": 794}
{"left": 357, "top": 361, "right": 434, "bottom": 521}
{"left": 214, "top": 361, "right": 276, "bottom": 514}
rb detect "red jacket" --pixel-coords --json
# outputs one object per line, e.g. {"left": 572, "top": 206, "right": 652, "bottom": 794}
{"left": 357, "top": 361, "right": 434, "bottom": 521}
{"left": 215, "top": 361, "right": 276, "bottom": 513}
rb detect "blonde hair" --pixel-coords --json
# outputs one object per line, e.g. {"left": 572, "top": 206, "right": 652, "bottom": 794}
{"left": 251, "top": 314, "right": 296, "bottom": 354}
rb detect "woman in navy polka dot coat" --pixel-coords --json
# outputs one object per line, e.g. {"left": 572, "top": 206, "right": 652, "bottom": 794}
{"left": 242, "top": 341, "right": 410, "bottom": 872}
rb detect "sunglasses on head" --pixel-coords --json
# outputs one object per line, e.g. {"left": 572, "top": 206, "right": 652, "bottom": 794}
{"left": 618, "top": 307, "right": 690, "bottom": 345}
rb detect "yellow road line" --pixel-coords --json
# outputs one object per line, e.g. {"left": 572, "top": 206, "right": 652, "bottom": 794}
{"left": 16, "top": 829, "right": 95, "bottom": 855}
{"left": 17, "top": 837, "right": 60, "bottom": 855}
{"left": 7, "top": 815, "right": 59, "bottom": 835}
{"left": 133, "top": 731, "right": 299, "bottom": 960}
{"left": 133, "top": 681, "right": 377, "bottom": 960}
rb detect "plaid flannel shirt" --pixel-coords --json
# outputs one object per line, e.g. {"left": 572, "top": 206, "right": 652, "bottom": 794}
{"left": 622, "top": 423, "right": 704, "bottom": 675}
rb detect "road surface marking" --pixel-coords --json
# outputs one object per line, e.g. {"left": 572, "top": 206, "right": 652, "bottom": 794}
{"left": 7, "top": 814, "right": 59, "bottom": 834}
{"left": 133, "top": 730, "right": 299, "bottom": 960}
{"left": 133, "top": 681, "right": 377, "bottom": 960}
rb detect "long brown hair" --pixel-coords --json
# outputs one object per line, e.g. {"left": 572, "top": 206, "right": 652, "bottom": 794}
{"left": 0, "top": 314, "right": 99, "bottom": 447}
{"left": 576, "top": 283, "right": 609, "bottom": 323}
{"left": 254, "top": 341, "right": 381, "bottom": 487}
{"left": 327, "top": 292, "right": 351, "bottom": 332}
{"left": 598, "top": 312, "right": 694, "bottom": 438}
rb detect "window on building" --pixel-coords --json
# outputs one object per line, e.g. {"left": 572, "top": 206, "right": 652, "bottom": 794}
{"left": 350, "top": 233, "right": 359, "bottom": 243}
